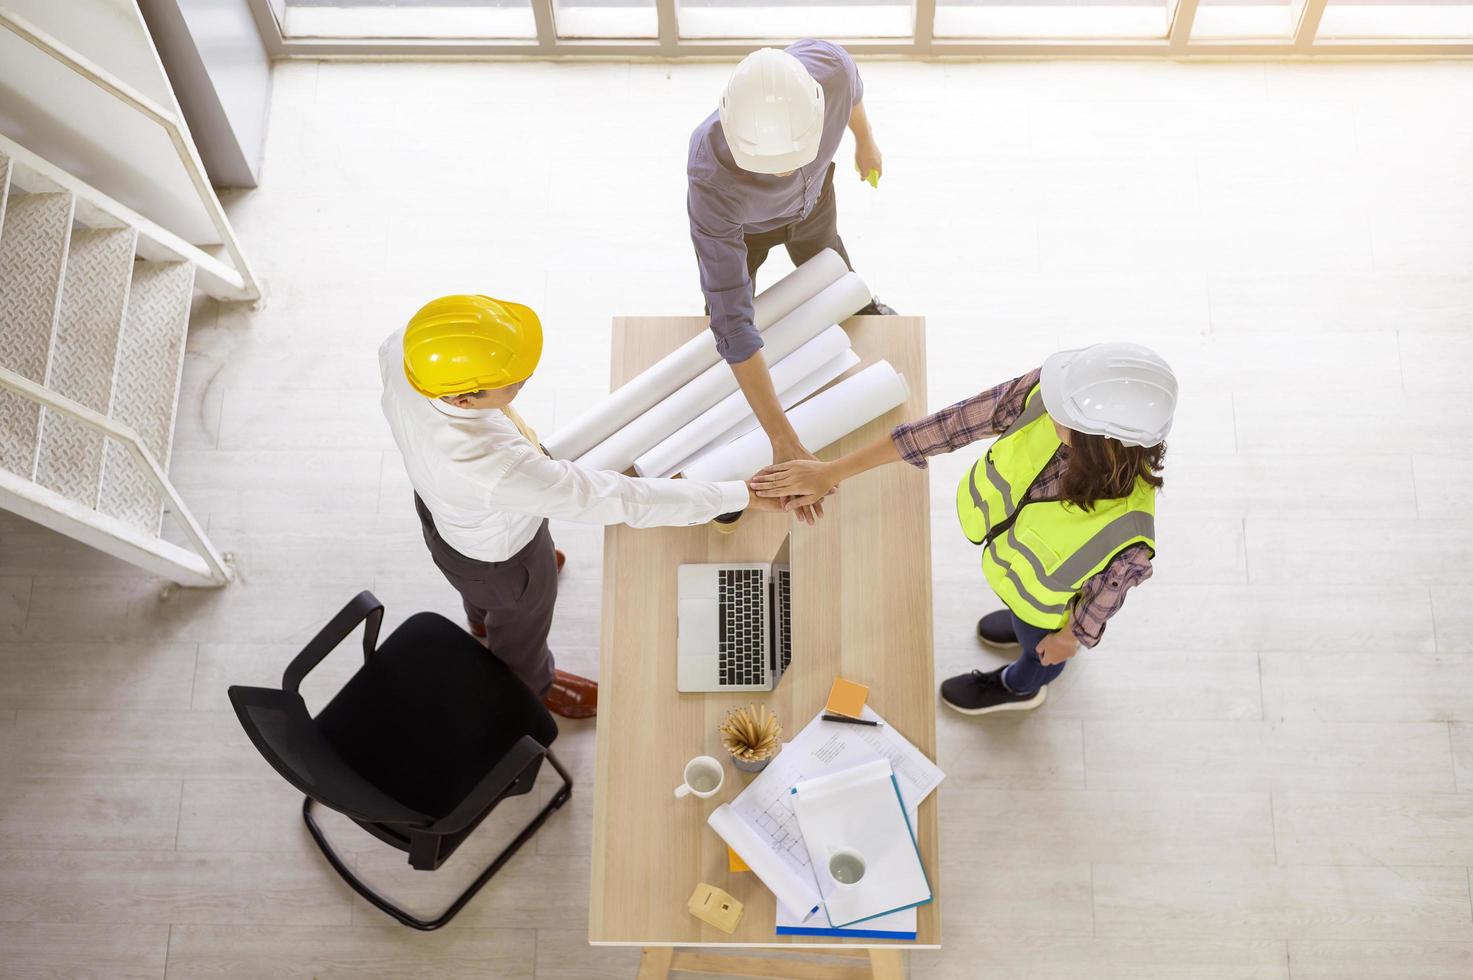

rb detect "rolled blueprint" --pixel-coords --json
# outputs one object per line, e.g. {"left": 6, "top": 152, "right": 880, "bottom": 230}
{"left": 658, "top": 348, "right": 862, "bottom": 479}
{"left": 543, "top": 249, "right": 850, "bottom": 461}
{"left": 632, "top": 324, "right": 854, "bottom": 478}
{"left": 574, "top": 272, "right": 871, "bottom": 475}
{"left": 750, "top": 248, "right": 848, "bottom": 329}
{"left": 708, "top": 803, "right": 821, "bottom": 922}
{"left": 681, "top": 360, "right": 910, "bottom": 484}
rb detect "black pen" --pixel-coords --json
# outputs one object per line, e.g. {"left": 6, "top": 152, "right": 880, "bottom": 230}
{"left": 822, "top": 713, "right": 882, "bottom": 727}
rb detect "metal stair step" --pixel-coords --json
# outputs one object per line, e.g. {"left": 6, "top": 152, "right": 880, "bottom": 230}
{"left": 0, "top": 152, "right": 11, "bottom": 239}
{"left": 0, "top": 189, "right": 73, "bottom": 479}
{"left": 35, "top": 227, "right": 138, "bottom": 507}
{"left": 98, "top": 259, "right": 194, "bottom": 535}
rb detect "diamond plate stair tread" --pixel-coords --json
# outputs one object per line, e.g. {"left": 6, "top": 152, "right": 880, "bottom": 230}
{"left": 0, "top": 153, "right": 11, "bottom": 241}
{"left": 0, "top": 191, "right": 73, "bottom": 479}
{"left": 36, "top": 227, "right": 138, "bottom": 507}
{"left": 99, "top": 260, "right": 194, "bottom": 535}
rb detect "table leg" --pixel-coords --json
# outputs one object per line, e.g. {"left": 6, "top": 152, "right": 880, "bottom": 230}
{"left": 868, "top": 948, "right": 905, "bottom": 980}
{"left": 637, "top": 947, "right": 674, "bottom": 980}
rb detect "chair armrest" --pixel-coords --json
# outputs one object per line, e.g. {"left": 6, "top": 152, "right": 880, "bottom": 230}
{"left": 429, "top": 735, "right": 548, "bottom": 837}
{"left": 282, "top": 590, "right": 384, "bottom": 693}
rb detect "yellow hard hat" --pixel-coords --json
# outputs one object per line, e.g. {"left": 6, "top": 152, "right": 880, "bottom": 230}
{"left": 402, "top": 294, "right": 543, "bottom": 398}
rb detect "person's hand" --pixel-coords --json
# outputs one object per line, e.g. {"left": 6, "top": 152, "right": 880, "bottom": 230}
{"left": 770, "top": 438, "right": 825, "bottom": 526}
{"left": 1037, "top": 630, "right": 1080, "bottom": 666}
{"left": 750, "top": 458, "right": 839, "bottom": 511}
{"left": 743, "top": 481, "right": 787, "bottom": 513}
{"left": 855, "top": 139, "right": 883, "bottom": 184}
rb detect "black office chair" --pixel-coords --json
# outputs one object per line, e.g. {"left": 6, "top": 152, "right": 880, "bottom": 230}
{"left": 228, "top": 590, "right": 572, "bottom": 931}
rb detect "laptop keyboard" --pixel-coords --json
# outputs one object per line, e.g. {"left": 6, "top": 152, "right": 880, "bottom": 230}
{"left": 776, "top": 569, "right": 792, "bottom": 674}
{"left": 718, "top": 569, "right": 766, "bottom": 687}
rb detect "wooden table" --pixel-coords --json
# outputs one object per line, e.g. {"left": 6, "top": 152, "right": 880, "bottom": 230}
{"left": 589, "top": 315, "right": 938, "bottom": 978}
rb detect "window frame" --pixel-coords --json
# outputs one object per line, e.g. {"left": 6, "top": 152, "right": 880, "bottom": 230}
{"left": 247, "top": 0, "right": 1473, "bottom": 58}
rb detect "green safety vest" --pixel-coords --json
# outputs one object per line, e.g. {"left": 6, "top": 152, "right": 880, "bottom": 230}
{"left": 954, "top": 384, "right": 1156, "bottom": 630}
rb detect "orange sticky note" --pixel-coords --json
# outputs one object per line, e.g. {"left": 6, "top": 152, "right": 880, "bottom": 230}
{"left": 728, "top": 847, "right": 750, "bottom": 873}
{"left": 825, "top": 677, "right": 869, "bottom": 719}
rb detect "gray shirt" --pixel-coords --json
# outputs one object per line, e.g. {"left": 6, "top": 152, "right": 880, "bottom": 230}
{"left": 687, "top": 39, "right": 864, "bottom": 365}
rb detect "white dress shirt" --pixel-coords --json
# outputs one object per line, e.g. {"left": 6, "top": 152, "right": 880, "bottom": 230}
{"left": 379, "top": 331, "right": 750, "bottom": 562}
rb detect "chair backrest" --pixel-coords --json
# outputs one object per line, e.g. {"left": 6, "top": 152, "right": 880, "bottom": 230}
{"left": 229, "top": 684, "right": 430, "bottom": 827}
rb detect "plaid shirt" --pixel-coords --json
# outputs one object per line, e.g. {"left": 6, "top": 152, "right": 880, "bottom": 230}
{"left": 891, "top": 368, "right": 1154, "bottom": 648}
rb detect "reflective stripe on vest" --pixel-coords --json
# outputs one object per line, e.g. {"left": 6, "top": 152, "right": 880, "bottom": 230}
{"left": 955, "top": 384, "right": 1156, "bottom": 629}
{"left": 958, "top": 393, "right": 1050, "bottom": 544}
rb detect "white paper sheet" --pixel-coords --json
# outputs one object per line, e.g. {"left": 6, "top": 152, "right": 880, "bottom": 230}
{"left": 680, "top": 360, "right": 909, "bottom": 484}
{"left": 707, "top": 802, "right": 822, "bottom": 922}
{"left": 758, "top": 706, "right": 945, "bottom": 818}
{"left": 775, "top": 898, "right": 917, "bottom": 940}
{"left": 574, "top": 272, "right": 870, "bottom": 475}
{"left": 707, "top": 706, "right": 944, "bottom": 926}
{"left": 543, "top": 249, "right": 848, "bottom": 461}
{"left": 632, "top": 325, "right": 854, "bottom": 478}
{"left": 793, "top": 760, "right": 932, "bottom": 928}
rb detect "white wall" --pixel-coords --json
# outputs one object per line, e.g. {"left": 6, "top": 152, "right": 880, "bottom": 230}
{"left": 141, "top": 0, "right": 273, "bottom": 187}
{"left": 0, "top": 0, "right": 220, "bottom": 243}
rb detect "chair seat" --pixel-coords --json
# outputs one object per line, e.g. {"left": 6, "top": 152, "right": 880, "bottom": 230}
{"left": 315, "top": 612, "right": 558, "bottom": 820}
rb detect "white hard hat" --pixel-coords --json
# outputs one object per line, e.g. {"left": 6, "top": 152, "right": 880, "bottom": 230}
{"left": 719, "top": 48, "right": 825, "bottom": 175}
{"left": 1040, "top": 342, "right": 1178, "bottom": 448}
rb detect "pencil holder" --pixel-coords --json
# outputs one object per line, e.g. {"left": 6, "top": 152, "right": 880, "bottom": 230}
{"left": 719, "top": 704, "right": 781, "bottom": 773}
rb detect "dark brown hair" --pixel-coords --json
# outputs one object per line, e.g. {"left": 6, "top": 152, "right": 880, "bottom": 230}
{"left": 1061, "top": 433, "right": 1166, "bottom": 511}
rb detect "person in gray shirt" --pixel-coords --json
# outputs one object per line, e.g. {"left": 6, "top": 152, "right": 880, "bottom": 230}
{"left": 688, "top": 40, "right": 893, "bottom": 524}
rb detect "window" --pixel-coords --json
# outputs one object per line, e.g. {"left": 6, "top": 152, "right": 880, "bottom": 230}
{"left": 282, "top": 0, "right": 538, "bottom": 40}
{"left": 261, "top": 0, "right": 1473, "bottom": 50}
{"left": 555, "top": 0, "right": 658, "bottom": 38}
{"left": 1318, "top": 0, "right": 1473, "bottom": 37}
{"left": 934, "top": 0, "right": 1174, "bottom": 39}
{"left": 1191, "top": 0, "right": 1294, "bottom": 38}
{"left": 677, "top": 0, "right": 912, "bottom": 39}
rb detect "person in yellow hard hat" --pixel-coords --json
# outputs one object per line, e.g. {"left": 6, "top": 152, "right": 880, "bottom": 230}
{"left": 380, "top": 295, "right": 782, "bottom": 719}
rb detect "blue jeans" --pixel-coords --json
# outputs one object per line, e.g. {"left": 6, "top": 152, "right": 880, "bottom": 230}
{"left": 1001, "top": 611, "right": 1067, "bottom": 696}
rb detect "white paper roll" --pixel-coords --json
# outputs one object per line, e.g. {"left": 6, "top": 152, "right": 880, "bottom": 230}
{"left": 632, "top": 324, "right": 853, "bottom": 478}
{"left": 661, "top": 348, "right": 863, "bottom": 479}
{"left": 543, "top": 249, "right": 849, "bottom": 461}
{"left": 574, "top": 272, "right": 871, "bottom": 475}
{"left": 751, "top": 248, "right": 848, "bottom": 328}
{"left": 707, "top": 804, "right": 820, "bottom": 922}
{"left": 681, "top": 361, "right": 910, "bottom": 484}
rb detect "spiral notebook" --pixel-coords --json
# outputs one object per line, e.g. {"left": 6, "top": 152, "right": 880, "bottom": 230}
{"left": 791, "top": 758, "right": 933, "bottom": 929}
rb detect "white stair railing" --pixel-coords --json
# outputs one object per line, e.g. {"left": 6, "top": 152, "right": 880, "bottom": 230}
{"left": 0, "top": 365, "right": 232, "bottom": 588}
{"left": 0, "top": 3, "right": 261, "bottom": 304}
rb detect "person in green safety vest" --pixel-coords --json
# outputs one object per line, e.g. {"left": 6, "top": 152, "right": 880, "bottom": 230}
{"left": 750, "top": 342, "right": 1177, "bottom": 715}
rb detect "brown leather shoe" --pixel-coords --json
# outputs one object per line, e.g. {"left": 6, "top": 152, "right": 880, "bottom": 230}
{"left": 543, "top": 669, "right": 597, "bottom": 719}
{"left": 555, "top": 549, "right": 566, "bottom": 574}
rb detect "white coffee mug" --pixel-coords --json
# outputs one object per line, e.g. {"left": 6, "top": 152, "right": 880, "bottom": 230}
{"left": 828, "top": 848, "right": 866, "bottom": 885}
{"left": 674, "top": 755, "right": 725, "bottom": 799}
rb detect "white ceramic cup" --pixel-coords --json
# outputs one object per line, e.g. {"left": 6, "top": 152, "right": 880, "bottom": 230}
{"left": 828, "top": 848, "right": 866, "bottom": 885}
{"left": 674, "top": 755, "right": 725, "bottom": 799}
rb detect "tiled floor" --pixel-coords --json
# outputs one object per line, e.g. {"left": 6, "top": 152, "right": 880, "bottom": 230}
{"left": 2, "top": 57, "right": 1473, "bottom": 979}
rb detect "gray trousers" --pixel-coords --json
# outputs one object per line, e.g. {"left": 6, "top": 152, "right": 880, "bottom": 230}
{"left": 742, "top": 162, "right": 855, "bottom": 282}
{"left": 413, "top": 494, "right": 558, "bottom": 695}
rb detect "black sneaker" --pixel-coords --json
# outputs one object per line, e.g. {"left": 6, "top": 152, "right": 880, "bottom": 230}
{"left": 858, "top": 297, "right": 897, "bottom": 316}
{"left": 940, "top": 667, "right": 1047, "bottom": 716}
{"left": 976, "top": 611, "right": 1021, "bottom": 652}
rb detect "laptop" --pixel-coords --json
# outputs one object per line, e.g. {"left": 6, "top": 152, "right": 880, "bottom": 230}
{"left": 676, "top": 535, "right": 793, "bottom": 693}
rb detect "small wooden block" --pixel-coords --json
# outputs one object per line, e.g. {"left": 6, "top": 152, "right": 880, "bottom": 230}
{"left": 688, "top": 882, "right": 744, "bottom": 934}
